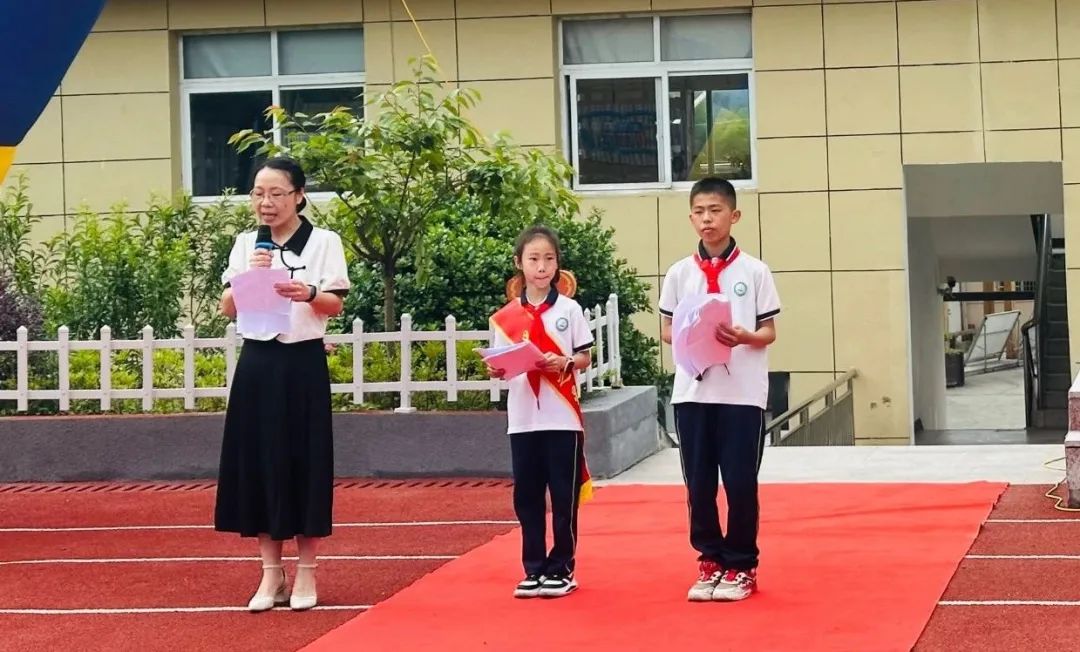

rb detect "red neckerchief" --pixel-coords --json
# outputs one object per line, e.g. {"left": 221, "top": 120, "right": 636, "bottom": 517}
{"left": 695, "top": 246, "right": 740, "bottom": 293}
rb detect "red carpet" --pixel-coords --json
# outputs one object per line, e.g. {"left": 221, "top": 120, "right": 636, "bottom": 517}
{"left": 305, "top": 482, "right": 1004, "bottom": 652}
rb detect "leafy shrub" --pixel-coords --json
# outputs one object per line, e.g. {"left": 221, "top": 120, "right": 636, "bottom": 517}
{"left": 41, "top": 208, "right": 189, "bottom": 339}
{"left": 339, "top": 204, "right": 660, "bottom": 387}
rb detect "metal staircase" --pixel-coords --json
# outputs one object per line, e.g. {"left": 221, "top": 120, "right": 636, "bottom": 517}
{"left": 1022, "top": 216, "right": 1071, "bottom": 429}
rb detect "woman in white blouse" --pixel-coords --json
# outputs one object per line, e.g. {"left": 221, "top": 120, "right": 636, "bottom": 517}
{"left": 215, "top": 157, "right": 350, "bottom": 612}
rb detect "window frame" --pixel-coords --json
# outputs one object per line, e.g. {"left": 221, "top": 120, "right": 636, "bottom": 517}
{"left": 558, "top": 13, "right": 756, "bottom": 193}
{"left": 179, "top": 27, "right": 366, "bottom": 202}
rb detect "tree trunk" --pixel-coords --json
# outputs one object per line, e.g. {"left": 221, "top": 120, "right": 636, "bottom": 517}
{"left": 382, "top": 262, "right": 397, "bottom": 330}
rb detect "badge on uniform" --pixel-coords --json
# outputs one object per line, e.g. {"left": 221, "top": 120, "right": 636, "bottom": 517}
{"left": 556, "top": 317, "right": 569, "bottom": 332}
{"left": 734, "top": 281, "right": 748, "bottom": 297}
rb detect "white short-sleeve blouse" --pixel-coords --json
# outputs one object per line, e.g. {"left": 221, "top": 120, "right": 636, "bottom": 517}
{"left": 223, "top": 217, "right": 351, "bottom": 343}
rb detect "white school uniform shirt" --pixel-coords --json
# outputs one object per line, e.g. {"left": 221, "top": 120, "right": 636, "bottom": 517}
{"left": 491, "top": 287, "right": 595, "bottom": 435}
{"left": 222, "top": 217, "right": 351, "bottom": 343}
{"left": 659, "top": 239, "right": 781, "bottom": 408}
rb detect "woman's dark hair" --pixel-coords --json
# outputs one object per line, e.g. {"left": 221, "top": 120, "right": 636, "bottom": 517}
{"left": 255, "top": 156, "right": 308, "bottom": 212}
{"left": 513, "top": 224, "right": 562, "bottom": 284}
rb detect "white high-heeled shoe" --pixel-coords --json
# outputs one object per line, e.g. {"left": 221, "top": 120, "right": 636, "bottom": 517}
{"left": 290, "top": 563, "right": 318, "bottom": 611}
{"left": 248, "top": 566, "right": 288, "bottom": 612}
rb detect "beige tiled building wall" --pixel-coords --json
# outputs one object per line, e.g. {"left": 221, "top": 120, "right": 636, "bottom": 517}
{"left": 8, "top": 0, "right": 1080, "bottom": 443}
{"left": 583, "top": 0, "right": 1080, "bottom": 445}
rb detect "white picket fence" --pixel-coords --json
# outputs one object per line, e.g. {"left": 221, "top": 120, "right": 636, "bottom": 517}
{"left": 0, "top": 295, "right": 623, "bottom": 414}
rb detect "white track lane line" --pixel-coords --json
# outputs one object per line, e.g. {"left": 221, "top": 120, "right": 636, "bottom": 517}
{"left": 0, "top": 555, "right": 457, "bottom": 566}
{"left": 944, "top": 557, "right": 1080, "bottom": 607}
{"left": 0, "top": 605, "right": 371, "bottom": 615}
{"left": 964, "top": 554, "right": 1080, "bottom": 560}
{"left": 0, "top": 520, "right": 517, "bottom": 533}
{"left": 939, "top": 600, "right": 1080, "bottom": 606}
{"left": 0, "top": 520, "right": 478, "bottom": 615}
{"left": 985, "top": 519, "right": 1080, "bottom": 523}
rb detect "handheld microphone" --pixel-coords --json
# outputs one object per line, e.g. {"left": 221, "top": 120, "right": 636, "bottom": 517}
{"left": 255, "top": 225, "right": 274, "bottom": 252}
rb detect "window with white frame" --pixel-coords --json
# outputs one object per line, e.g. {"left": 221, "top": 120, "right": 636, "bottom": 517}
{"left": 180, "top": 28, "right": 365, "bottom": 197}
{"left": 560, "top": 14, "right": 753, "bottom": 190}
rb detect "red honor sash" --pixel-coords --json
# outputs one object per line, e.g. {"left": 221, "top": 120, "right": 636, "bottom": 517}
{"left": 491, "top": 299, "right": 593, "bottom": 503}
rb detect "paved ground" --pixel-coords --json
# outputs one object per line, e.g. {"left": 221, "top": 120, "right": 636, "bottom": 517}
{"left": 601, "top": 444, "right": 1066, "bottom": 486}
{"left": 945, "top": 366, "right": 1025, "bottom": 430}
{"left": 625, "top": 364, "right": 1067, "bottom": 486}
{"left": 916, "top": 428, "right": 1064, "bottom": 446}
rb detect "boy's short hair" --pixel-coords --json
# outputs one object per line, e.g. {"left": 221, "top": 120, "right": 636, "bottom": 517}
{"left": 689, "top": 177, "right": 737, "bottom": 210}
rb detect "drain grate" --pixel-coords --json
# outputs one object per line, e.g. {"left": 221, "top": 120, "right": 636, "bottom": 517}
{"left": 0, "top": 481, "right": 216, "bottom": 495}
{"left": 0, "top": 478, "right": 512, "bottom": 494}
{"left": 334, "top": 478, "right": 512, "bottom": 490}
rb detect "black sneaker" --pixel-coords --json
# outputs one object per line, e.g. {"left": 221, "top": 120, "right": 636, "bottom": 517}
{"left": 538, "top": 573, "right": 578, "bottom": 598}
{"left": 513, "top": 574, "right": 545, "bottom": 598}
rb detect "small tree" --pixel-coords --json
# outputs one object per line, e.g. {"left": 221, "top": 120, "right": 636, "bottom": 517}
{"left": 0, "top": 174, "right": 47, "bottom": 298}
{"left": 149, "top": 194, "right": 255, "bottom": 336}
{"left": 230, "top": 56, "right": 577, "bottom": 329}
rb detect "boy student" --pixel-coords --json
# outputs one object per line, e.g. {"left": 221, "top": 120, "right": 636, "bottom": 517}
{"left": 658, "top": 177, "right": 780, "bottom": 602}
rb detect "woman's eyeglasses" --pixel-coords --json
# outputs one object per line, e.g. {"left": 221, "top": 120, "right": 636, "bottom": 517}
{"left": 249, "top": 189, "right": 297, "bottom": 201}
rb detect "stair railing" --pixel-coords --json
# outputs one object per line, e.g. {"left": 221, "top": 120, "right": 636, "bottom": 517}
{"left": 765, "top": 369, "right": 858, "bottom": 446}
{"left": 1021, "top": 213, "right": 1051, "bottom": 427}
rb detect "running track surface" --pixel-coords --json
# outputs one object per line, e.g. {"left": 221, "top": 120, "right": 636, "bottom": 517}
{"left": 0, "top": 479, "right": 517, "bottom": 652}
{"left": 1, "top": 481, "right": 1076, "bottom": 651}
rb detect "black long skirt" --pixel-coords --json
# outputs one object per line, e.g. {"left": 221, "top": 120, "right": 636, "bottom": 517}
{"left": 214, "top": 338, "right": 334, "bottom": 540}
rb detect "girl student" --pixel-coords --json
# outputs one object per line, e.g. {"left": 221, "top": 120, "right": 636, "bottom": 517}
{"left": 487, "top": 225, "right": 595, "bottom": 598}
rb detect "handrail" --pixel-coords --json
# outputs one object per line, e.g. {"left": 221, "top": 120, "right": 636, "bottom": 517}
{"left": 1021, "top": 213, "right": 1051, "bottom": 427}
{"left": 765, "top": 369, "right": 857, "bottom": 445}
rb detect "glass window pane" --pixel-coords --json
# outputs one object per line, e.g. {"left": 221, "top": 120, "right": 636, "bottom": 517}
{"left": 189, "top": 91, "right": 272, "bottom": 196}
{"left": 661, "top": 14, "right": 752, "bottom": 61}
{"left": 279, "top": 29, "right": 365, "bottom": 75}
{"left": 574, "top": 77, "right": 659, "bottom": 185}
{"left": 183, "top": 33, "right": 271, "bottom": 79}
{"left": 281, "top": 87, "right": 364, "bottom": 192}
{"left": 668, "top": 74, "right": 751, "bottom": 182}
{"left": 282, "top": 86, "right": 364, "bottom": 116}
{"left": 563, "top": 18, "right": 654, "bottom": 65}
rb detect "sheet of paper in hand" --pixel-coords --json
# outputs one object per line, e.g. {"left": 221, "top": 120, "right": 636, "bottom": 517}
{"left": 672, "top": 294, "right": 732, "bottom": 378}
{"left": 475, "top": 341, "right": 547, "bottom": 380}
{"left": 230, "top": 268, "right": 292, "bottom": 335}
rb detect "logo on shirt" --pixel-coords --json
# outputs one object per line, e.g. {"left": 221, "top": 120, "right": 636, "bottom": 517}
{"left": 556, "top": 317, "right": 570, "bottom": 332}
{"left": 734, "top": 281, "right": 748, "bottom": 297}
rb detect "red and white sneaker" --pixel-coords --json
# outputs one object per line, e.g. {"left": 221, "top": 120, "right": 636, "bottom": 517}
{"left": 687, "top": 560, "right": 724, "bottom": 602}
{"left": 712, "top": 568, "right": 757, "bottom": 601}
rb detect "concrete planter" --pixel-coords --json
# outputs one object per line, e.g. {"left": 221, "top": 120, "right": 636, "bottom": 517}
{"left": 1066, "top": 375, "right": 1080, "bottom": 508}
{"left": 1066, "top": 432, "right": 1080, "bottom": 509}
{"left": 0, "top": 386, "right": 659, "bottom": 483}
